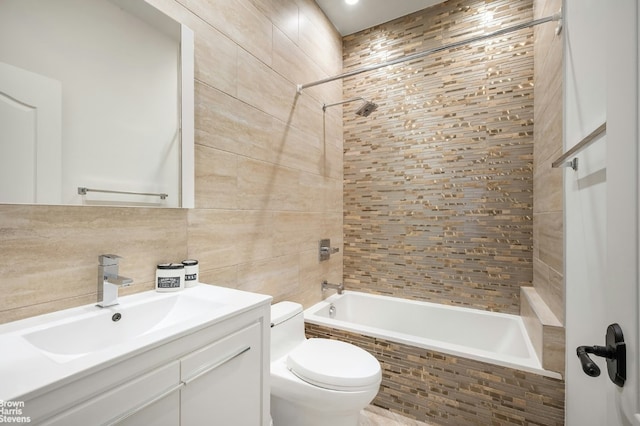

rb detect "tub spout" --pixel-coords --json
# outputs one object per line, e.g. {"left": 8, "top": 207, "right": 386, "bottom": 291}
{"left": 321, "top": 280, "right": 344, "bottom": 295}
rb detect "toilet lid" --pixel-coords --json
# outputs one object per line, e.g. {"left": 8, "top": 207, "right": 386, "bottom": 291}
{"left": 286, "top": 339, "right": 381, "bottom": 391}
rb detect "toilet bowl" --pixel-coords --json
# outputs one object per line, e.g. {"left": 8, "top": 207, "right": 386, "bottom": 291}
{"left": 270, "top": 302, "right": 381, "bottom": 426}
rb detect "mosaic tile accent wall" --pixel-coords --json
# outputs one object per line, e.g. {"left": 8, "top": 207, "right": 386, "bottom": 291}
{"left": 342, "top": 0, "right": 535, "bottom": 314}
{"left": 306, "top": 322, "right": 565, "bottom": 425}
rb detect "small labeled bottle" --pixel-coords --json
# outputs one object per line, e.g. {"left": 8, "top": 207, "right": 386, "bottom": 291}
{"left": 182, "top": 259, "right": 199, "bottom": 287}
{"left": 155, "top": 263, "right": 185, "bottom": 292}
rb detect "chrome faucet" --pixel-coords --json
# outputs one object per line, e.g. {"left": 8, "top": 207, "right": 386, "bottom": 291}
{"left": 321, "top": 280, "right": 344, "bottom": 295}
{"left": 97, "top": 254, "right": 133, "bottom": 307}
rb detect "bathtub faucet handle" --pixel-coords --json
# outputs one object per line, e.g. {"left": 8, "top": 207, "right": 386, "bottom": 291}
{"left": 320, "top": 247, "right": 339, "bottom": 253}
{"left": 319, "top": 239, "right": 340, "bottom": 261}
{"left": 321, "top": 280, "right": 344, "bottom": 295}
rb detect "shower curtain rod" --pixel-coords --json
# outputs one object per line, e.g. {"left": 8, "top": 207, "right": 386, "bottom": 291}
{"left": 297, "top": 10, "right": 562, "bottom": 93}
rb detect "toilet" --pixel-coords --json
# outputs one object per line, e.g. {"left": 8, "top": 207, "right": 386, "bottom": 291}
{"left": 270, "top": 302, "right": 381, "bottom": 426}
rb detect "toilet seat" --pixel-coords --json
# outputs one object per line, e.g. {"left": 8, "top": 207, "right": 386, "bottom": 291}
{"left": 286, "top": 339, "right": 381, "bottom": 392}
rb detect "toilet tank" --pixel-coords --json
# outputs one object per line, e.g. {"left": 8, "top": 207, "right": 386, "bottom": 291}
{"left": 271, "top": 302, "right": 306, "bottom": 361}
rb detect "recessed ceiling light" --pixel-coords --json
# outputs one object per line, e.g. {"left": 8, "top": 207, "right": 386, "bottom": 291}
{"left": 345, "top": 0, "right": 359, "bottom": 5}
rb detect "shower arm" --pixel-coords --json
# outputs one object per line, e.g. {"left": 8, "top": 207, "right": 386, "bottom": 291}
{"left": 322, "top": 97, "right": 366, "bottom": 112}
{"left": 297, "top": 10, "right": 562, "bottom": 93}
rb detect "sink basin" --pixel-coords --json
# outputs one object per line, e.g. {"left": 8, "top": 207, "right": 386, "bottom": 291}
{"left": 0, "top": 283, "right": 272, "bottom": 402}
{"left": 23, "top": 292, "right": 226, "bottom": 362}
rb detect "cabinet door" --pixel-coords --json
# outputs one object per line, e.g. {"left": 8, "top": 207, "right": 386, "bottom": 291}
{"left": 42, "top": 361, "right": 181, "bottom": 426}
{"left": 181, "top": 322, "right": 262, "bottom": 426}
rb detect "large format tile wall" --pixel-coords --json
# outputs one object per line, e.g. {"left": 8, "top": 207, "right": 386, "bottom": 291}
{"left": 531, "top": 0, "right": 563, "bottom": 322}
{"left": 343, "top": 0, "right": 535, "bottom": 314}
{"left": 0, "top": 0, "right": 343, "bottom": 324}
{"left": 518, "top": 0, "right": 565, "bottom": 375}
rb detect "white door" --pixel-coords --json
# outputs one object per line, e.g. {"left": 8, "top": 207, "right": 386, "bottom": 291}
{"left": 565, "top": 1, "right": 639, "bottom": 424}
{"left": 0, "top": 62, "right": 61, "bottom": 204}
{"left": 603, "top": 1, "right": 639, "bottom": 423}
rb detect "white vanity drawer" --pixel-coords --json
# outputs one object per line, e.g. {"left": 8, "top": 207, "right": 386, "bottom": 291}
{"left": 42, "top": 361, "right": 181, "bottom": 426}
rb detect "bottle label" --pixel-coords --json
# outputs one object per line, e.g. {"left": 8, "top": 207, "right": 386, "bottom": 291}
{"left": 157, "top": 276, "right": 181, "bottom": 288}
{"left": 185, "top": 273, "right": 197, "bottom": 281}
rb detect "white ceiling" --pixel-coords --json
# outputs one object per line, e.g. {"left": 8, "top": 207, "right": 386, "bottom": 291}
{"left": 315, "top": 0, "right": 446, "bottom": 36}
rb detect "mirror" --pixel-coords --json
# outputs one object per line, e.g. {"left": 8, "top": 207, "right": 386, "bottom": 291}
{"left": 0, "top": 0, "right": 193, "bottom": 207}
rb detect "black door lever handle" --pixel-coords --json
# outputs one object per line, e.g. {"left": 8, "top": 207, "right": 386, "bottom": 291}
{"left": 576, "top": 323, "right": 626, "bottom": 387}
{"left": 576, "top": 345, "right": 612, "bottom": 377}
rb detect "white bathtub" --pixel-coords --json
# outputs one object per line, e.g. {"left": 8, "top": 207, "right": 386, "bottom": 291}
{"left": 304, "top": 291, "right": 561, "bottom": 379}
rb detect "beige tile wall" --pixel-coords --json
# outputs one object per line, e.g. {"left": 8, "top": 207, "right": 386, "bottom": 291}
{"left": 342, "top": 0, "right": 535, "bottom": 314}
{"left": 0, "top": 205, "right": 188, "bottom": 324}
{"left": 0, "top": 0, "right": 343, "bottom": 324}
{"left": 532, "top": 0, "right": 564, "bottom": 323}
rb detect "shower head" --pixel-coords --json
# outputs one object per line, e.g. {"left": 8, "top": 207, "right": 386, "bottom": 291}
{"left": 355, "top": 101, "right": 378, "bottom": 117}
{"left": 322, "top": 97, "right": 378, "bottom": 117}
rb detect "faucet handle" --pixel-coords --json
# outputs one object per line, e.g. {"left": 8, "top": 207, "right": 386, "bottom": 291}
{"left": 99, "top": 254, "right": 123, "bottom": 266}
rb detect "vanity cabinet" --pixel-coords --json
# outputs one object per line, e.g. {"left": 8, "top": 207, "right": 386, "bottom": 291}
{"left": 181, "top": 322, "right": 262, "bottom": 425}
{"left": 28, "top": 305, "right": 270, "bottom": 426}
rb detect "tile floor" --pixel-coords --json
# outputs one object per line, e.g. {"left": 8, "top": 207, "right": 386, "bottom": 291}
{"left": 359, "top": 405, "right": 432, "bottom": 426}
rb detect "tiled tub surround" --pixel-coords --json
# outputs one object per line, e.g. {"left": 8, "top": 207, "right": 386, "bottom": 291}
{"left": 335, "top": 0, "right": 565, "bottom": 423}
{"left": 306, "top": 321, "right": 564, "bottom": 426}
{"left": 343, "top": 0, "right": 535, "bottom": 314}
{"left": 0, "top": 0, "right": 344, "bottom": 323}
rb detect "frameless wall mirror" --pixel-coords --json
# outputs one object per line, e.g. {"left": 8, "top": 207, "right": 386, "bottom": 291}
{"left": 0, "top": 0, "right": 194, "bottom": 208}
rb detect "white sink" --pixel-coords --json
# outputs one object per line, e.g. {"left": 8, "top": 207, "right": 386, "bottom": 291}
{"left": 0, "top": 283, "right": 272, "bottom": 401}
{"left": 23, "top": 292, "right": 226, "bottom": 362}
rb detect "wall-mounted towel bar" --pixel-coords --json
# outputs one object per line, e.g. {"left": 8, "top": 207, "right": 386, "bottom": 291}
{"left": 78, "top": 187, "right": 168, "bottom": 200}
{"left": 552, "top": 122, "right": 606, "bottom": 171}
